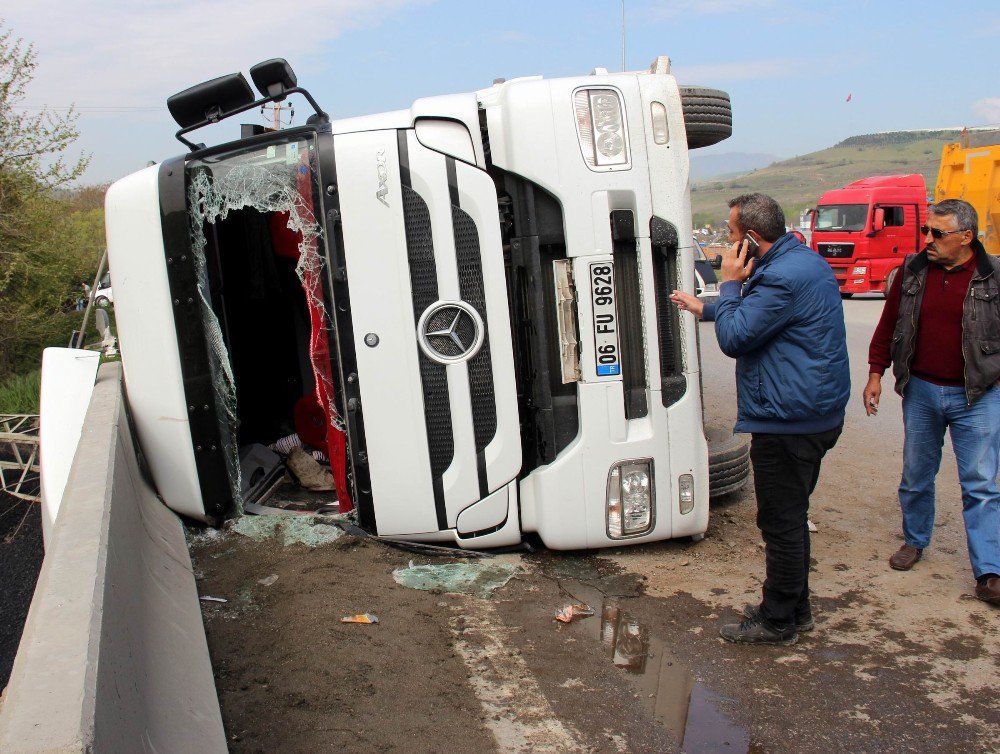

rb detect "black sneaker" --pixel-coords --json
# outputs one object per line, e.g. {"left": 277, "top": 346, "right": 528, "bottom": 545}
{"left": 720, "top": 615, "right": 797, "bottom": 646}
{"left": 743, "top": 603, "right": 815, "bottom": 632}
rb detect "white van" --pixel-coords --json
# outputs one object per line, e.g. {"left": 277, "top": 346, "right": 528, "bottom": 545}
{"left": 101, "top": 57, "right": 742, "bottom": 549}
{"left": 94, "top": 272, "right": 114, "bottom": 307}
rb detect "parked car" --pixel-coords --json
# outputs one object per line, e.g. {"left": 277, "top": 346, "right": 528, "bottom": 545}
{"left": 693, "top": 238, "right": 719, "bottom": 302}
{"left": 94, "top": 273, "right": 114, "bottom": 308}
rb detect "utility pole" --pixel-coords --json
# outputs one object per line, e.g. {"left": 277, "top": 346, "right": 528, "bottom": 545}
{"left": 621, "top": 0, "right": 626, "bottom": 72}
{"left": 261, "top": 101, "right": 294, "bottom": 131}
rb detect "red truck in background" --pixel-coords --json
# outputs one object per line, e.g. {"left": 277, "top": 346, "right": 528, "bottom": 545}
{"left": 809, "top": 174, "right": 928, "bottom": 297}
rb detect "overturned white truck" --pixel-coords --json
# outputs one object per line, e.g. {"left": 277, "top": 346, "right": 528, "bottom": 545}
{"left": 102, "top": 57, "right": 745, "bottom": 550}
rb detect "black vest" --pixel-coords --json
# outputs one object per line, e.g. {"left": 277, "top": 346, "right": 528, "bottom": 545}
{"left": 890, "top": 240, "right": 1000, "bottom": 405}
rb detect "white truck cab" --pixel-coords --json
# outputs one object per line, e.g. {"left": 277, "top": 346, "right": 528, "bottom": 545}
{"left": 101, "top": 57, "right": 738, "bottom": 550}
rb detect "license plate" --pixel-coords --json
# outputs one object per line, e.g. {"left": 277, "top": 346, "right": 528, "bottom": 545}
{"left": 589, "top": 262, "right": 620, "bottom": 376}
{"left": 819, "top": 243, "right": 852, "bottom": 258}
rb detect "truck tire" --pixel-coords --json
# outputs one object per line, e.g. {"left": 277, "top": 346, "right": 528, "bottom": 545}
{"left": 679, "top": 86, "right": 733, "bottom": 149}
{"left": 884, "top": 266, "right": 899, "bottom": 299}
{"left": 705, "top": 426, "right": 750, "bottom": 499}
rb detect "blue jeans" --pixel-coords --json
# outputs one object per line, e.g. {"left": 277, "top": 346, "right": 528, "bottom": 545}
{"left": 900, "top": 377, "right": 1000, "bottom": 578}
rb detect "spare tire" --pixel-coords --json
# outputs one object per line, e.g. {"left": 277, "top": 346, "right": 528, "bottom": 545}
{"left": 705, "top": 426, "right": 750, "bottom": 499}
{"left": 679, "top": 86, "right": 732, "bottom": 149}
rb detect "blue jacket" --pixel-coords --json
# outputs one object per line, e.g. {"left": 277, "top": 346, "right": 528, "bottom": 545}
{"left": 702, "top": 233, "right": 850, "bottom": 434}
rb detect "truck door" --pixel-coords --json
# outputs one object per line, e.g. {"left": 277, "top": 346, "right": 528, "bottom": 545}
{"left": 875, "top": 204, "right": 915, "bottom": 257}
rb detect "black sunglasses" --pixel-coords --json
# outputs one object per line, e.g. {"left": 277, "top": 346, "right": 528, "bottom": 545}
{"left": 920, "top": 225, "right": 966, "bottom": 240}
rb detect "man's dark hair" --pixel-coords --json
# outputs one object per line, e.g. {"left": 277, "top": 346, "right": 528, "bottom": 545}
{"left": 728, "top": 193, "right": 786, "bottom": 242}
{"left": 929, "top": 199, "right": 979, "bottom": 236}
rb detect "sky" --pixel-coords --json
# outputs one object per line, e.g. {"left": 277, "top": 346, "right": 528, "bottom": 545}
{"left": 5, "top": 0, "right": 1000, "bottom": 185}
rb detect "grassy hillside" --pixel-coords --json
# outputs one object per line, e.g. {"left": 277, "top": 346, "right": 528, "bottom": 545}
{"left": 690, "top": 130, "right": 965, "bottom": 228}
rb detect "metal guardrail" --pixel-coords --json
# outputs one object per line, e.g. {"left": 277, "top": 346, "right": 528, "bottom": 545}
{"left": 0, "top": 414, "right": 40, "bottom": 503}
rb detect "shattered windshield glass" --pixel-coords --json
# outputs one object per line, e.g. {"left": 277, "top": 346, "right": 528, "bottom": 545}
{"left": 186, "top": 135, "right": 342, "bottom": 511}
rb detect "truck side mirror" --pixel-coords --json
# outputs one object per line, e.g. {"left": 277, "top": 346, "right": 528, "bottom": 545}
{"left": 871, "top": 207, "right": 885, "bottom": 234}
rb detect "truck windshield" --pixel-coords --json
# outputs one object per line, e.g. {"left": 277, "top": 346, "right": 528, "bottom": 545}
{"left": 814, "top": 204, "right": 868, "bottom": 232}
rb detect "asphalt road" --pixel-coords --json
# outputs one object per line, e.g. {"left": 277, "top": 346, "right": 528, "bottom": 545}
{"left": 0, "top": 492, "right": 43, "bottom": 690}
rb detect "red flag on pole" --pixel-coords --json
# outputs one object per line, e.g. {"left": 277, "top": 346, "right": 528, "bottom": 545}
{"left": 846, "top": 93, "right": 852, "bottom": 102}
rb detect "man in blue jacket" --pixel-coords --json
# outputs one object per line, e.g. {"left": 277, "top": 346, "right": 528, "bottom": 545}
{"left": 672, "top": 193, "right": 850, "bottom": 645}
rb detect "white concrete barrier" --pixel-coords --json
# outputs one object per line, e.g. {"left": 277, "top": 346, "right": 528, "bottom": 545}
{"left": 0, "top": 362, "right": 227, "bottom": 753}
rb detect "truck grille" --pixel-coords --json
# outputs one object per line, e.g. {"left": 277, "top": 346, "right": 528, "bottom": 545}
{"left": 496, "top": 174, "right": 577, "bottom": 471}
{"left": 401, "top": 181, "right": 454, "bottom": 529}
{"left": 611, "top": 210, "right": 648, "bottom": 419}
{"left": 452, "top": 199, "right": 498, "bottom": 498}
{"left": 650, "top": 216, "right": 686, "bottom": 407}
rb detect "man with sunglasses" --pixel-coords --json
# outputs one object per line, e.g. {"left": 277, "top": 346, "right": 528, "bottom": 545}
{"left": 865, "top": 199, "right": 1000, "bottom": 607}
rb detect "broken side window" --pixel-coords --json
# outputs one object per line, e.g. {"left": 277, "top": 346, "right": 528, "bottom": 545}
{"left": 185, "top": 136, "right": 345, "bottom": 512}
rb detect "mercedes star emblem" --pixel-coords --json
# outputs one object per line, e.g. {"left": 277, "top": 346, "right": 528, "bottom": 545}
{"left": 416, "top": 301, "right": 485, "bottom": 364}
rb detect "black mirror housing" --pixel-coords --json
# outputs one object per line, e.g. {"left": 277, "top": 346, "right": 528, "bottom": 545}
{"left": 167, "top": 73, "right": 256, "bottom": 128}
{"left": 250, "top": 58, "right": 297, "bottom": 100}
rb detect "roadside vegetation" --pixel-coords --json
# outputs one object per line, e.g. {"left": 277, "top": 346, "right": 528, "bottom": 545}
{"left": 0, "top": 370, "right": 40, "bottom": 414}
{"left": 691, "top": 130, "right": 959, "bottom": 228}
{"left": 0, "top": 22, "right": 106, "bottom": 383}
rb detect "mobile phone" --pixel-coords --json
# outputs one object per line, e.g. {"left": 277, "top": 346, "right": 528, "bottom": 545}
{"left": 742, "top": 233, "right": 760, "bottom": 265}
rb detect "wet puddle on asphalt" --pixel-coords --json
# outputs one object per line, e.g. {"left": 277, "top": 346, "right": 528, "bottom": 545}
{"left": 592, "top": 601, "right": 749, "bottom": 753}
{"left": 556, "top": 570, "right": 750, "bottom": 753}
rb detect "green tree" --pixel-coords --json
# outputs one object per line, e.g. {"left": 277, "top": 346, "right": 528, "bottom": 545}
{"left": 0, "top": 23, "right": 88, "bottom": 188}
{"left": 0, "top": 21, "right": 101, "bottom": 378}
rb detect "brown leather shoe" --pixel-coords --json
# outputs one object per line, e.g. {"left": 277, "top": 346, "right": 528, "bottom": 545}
{"left": 976, "top": 576, "right": 1000, "bottom": 605}
{"left": 889, "top": 544, "right": 922, "bottom": 571}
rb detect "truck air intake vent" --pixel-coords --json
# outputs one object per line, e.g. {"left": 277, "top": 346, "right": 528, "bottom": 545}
{"left": 453, "top": 201, "right": 498, "bottom": 496}
{"left": 610, "top": 210, "right": 648, "bottom": 419}
{"left": 650, "top": 216, "right": 686, "bottom": 407}
{"left": 401, "top": 182, "right": 453, "bottom": 529}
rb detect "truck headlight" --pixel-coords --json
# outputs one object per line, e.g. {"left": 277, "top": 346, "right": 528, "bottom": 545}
{"left": 852, "top": 266, "right": 867, "bottom": 275}
{"left": 679, "top": 473, "right": 694, "bottom": 514}
{"left": 607, "top": 459, "right": 654, "bottom": 538}
{"left": 573, "top": 87, "right": 631, "bottom": 170}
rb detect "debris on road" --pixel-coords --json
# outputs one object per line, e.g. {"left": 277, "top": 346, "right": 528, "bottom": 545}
{"left": 257, "top": 574, "right": 279, "bottom": 587}
{"left": 281, "top": 518, "right": 342, "bottom": 547}
{"left": 186, "top": 527, "right": 225, "bottom": 545}
{"left": 341, "top": 613, "right": 379, "bottom": 624}
{"left": 199, "top": 596, "right": 228, "bottom": 603}
{"left": 230, "top": 514, "right": 343, "bottom": 547}
{"left": 554, "top": 603, "right": 595, "bottom": 623}
{"left": 807, "top": 519, "right": 818, "bottom": 533}
{"left": 392, "top": 562, "right": 518, "bottom": 598}
{"left": 230, "top": 516, "right": 280, "bottom": 541}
